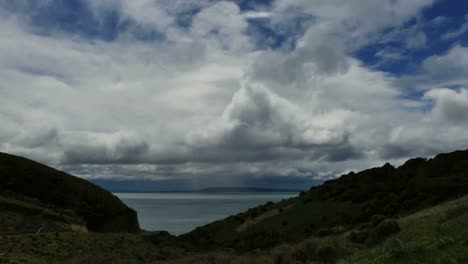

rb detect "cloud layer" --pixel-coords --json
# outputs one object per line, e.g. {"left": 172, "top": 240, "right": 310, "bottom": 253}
{"left": 1, "top": 0, "right": 468, "bottom": 189}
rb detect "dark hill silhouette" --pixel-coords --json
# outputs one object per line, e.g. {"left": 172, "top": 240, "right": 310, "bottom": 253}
{"left": 317, "top": 150, "right": 468, "bottom": 216}
{"left": 0, "top": 152, "right": 139, "bottom": 233}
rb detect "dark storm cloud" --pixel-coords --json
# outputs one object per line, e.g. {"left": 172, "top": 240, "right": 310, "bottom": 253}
{"left": 59, "top": 161, "right": 326, "bottom": 191}
{"left": 14, "top": 128, "right": 58, "bottom": 149}
{"left": 322, "top": 143, "right": 363, "bottom": 162}
{"left": 379, "top": 144, "right": 413, "bottom": 159}
{"left": 63, "top": 138, "right": 149, "bottom": 165}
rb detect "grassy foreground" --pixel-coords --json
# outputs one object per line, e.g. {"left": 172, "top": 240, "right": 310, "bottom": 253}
{"left": 344, "top": 195, "right": 468, "bottom": 264}
{"left": 2, "top": 148, "right": 468, "bottom": 263}
{"left": 1, "top": 195, "right": 468, "bottom": 263}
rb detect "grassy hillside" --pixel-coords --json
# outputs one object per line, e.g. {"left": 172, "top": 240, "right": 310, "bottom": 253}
{"left": 1, "top": 150, "right": 467, "bottom": 263}
{"left": 0, "top": 152, "right": 139, "bottom": 233}
{"left": 345, "top": 195, "right": 468, "bottom": 264}
{"left": 182, "top": 150, "right": 468, "bottom": 250}
{"left": 160, "top": 194, "right": 468, "bottom": 264}
{"left": 2, "top": 195, "right": 467, "bottom": 263}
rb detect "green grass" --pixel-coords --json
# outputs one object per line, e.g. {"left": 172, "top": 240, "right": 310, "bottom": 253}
{"left": 344, "top": 196, "right": 468, "bottom": 264}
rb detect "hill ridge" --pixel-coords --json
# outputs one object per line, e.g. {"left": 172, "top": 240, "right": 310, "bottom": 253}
{"left": 0, "top": 152, "right": 140, "bottom": 233}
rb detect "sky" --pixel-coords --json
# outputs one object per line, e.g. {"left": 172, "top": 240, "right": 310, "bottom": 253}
{"left": 1, "top": 0, "right": 468, "bottom": 190}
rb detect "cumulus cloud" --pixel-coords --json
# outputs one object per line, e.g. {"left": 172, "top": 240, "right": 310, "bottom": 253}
{"left": 191, "top": 1, "right": 251, "bottom": 51}
{"left": 271, "top": 0, "right": 436, "bottom": 49}
{"left": 422, "top": 46, "right": 468, "bottom": 80}
{"left": 187, "top": 85, "right": 348, "bottom": 149}
{"left": 424, "top": 88, "right": 468, "bottom": 123}
{"left": 2, "top": 0, "right": 468, "bottom": 189}
{"left": 397, "top": 45, "right": 468, "bottom": 92}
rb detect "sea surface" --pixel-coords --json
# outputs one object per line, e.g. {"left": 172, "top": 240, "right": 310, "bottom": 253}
{"left": 115, "top": 192, "right": 297, "bottom": 235}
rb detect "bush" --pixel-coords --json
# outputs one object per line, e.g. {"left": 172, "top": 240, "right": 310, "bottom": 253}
{"left": 370, "top": 214, "right": 386, "bottom": 227}
{"left": 315, "top": 244, "right": 337, "bottom": 263}
{"left": 367, "top": 218, "right": 400, "bottom": 245}
{"left": 347, "top": 230, "right": 369, "bottom": 244}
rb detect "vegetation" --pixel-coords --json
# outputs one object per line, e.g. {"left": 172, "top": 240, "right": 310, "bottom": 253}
{"left": 345, "top": 195, "right": 468, "bottom": 264}
{"left": 1, "top": 149, "right": 468, "bottom": 263}
{"left": 0, "top": 152, "right": 139, "bottom": 233}
{"left": 0, "top": 195, "right": 84, "bottom": 234}
{"left": 158, "top": 194, "right": 468, "bottom": 264}
{"left": 0, "top": 232, "right": 187, "bottom": 264}
{"left": 182, "top": 150, "right": 468, "bottom": 251}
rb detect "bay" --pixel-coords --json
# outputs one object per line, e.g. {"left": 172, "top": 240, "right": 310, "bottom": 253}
{"left": 114, "top": 192, "right": 297, "bottom": 235}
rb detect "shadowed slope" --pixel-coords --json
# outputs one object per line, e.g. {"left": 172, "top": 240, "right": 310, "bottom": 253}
{"left": 0, "top": 152, "right": 140, "bottom": 233}
{"left": 183, "top": 149, "right": 468, "bottom": 250}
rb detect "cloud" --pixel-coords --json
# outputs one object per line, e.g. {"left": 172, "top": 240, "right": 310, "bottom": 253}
{"left": 247, "top": 33, "right": 350, "bottom": 92}
{"left": 62, "top": 132, "right": 150, "bottom": 164}
{"left": 271, "top": 0, "right": 436, "bottom": 49}
{"left": 243, "top": 11, "right": 271, "bottom": 19}
{"left": 12, "top": 127, "right": 58, "bottom": 149}
{"left": 429, "top": 16, "right": 450, "bottom": 26}
{"left": 424, "top": 88, "right": 468, "bottom": 123}
{"left": 397, "top": 45, "right": 468, "bottom": 92}
{"left": 441, "top": 15, "right": 468, "bottom": 40}
{"left": 405, "top": 31, "right": 427, "bottom": 49}
{"left": 422, "top": 45, "right": 468, "bottom": 83}
{"left": 191, "top": 1, "right": 251, "bottom": 51}
{"left": 374, "top": 50, "right": 405, "bottom": 66}
{"left": 187, "top": 84, "right": 348, "bottom": 149}
{"left": 3, "top": 0, "right": 468, "bottom": 189}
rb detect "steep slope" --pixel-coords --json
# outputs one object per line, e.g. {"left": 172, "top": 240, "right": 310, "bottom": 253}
{"left": 1, "top": 150, "right": 468, "bottom": 263}
{"left": 345, "top": 195, "right": 468, "bottom": 263}
{"left": 182, "top": 149, "right": 468, "bottom": 250}
{"left": 162, "top": 194, "right": 468, "bottom": 264}
{"left": 0, "top": 152, "right": 139, "bottom": 233}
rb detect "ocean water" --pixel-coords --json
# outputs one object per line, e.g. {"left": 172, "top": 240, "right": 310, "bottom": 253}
{"left": 115, "top": 192, "right": 297, "bottom": 235}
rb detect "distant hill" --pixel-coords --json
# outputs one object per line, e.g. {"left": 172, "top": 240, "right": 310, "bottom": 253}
{"left": 91, "top": 179, "right": 306, "bottom": 193}
{"left": 0, "top": 152, "right": 140, "bottom": 233}
{"left": 194, "top": 187, "right": 302, "bottom": 193}
{"left": 183, "top": 149, "right": 468, "bottom": 250}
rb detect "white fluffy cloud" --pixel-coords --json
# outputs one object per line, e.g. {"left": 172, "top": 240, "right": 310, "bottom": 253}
{"left": 191, "top": 1, "right": 251, "bottom": 51}
{"left": 187, "top": 84, "right": 347, "bottom": 148}
{"left": 422, "top": 46, "right": 468, "bottom": 82}
{"left": 1, "top": 0, "right": 468, "bottom": 187}
{"left": 425, "top": 88, "right": 468, "bottom": 123}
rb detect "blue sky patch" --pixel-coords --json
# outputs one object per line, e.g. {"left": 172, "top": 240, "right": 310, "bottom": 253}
{"left": 355, "top": 1, "right": 468, "bottom": 76}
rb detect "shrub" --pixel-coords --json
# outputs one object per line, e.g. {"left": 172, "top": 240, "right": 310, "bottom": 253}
{"left": 370, "top": 214, "right": 386, "bottom": 227}
{"left": 315, "top": 244, "right": 336, "bottom": 263}
{"left": 367, "top": 218, "right": 400, "bottom": 245}
{"left": 347, "top": 230, "right": 369, "bottom": 244}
